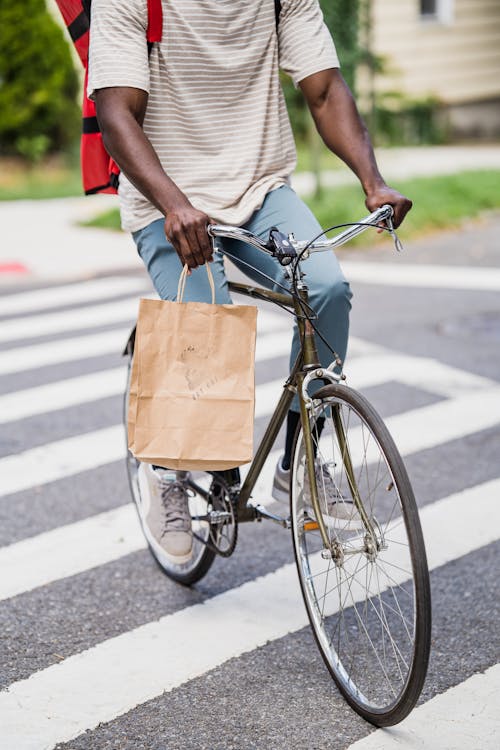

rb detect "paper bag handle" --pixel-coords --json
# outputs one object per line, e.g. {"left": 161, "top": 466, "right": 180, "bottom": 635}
{"left": 177, "top": 263, "right": 216, "bottom": 304}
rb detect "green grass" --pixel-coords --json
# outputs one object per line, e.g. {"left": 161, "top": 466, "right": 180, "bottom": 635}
{"left": 310, "top": 170, "right": 500, "bottom": 242}
{"left": 0, "top": 157, "right": 83, "bottom": 201}
{"left": 79, "top": 207, "right": 122, "bottom": 230}
{"left": 79, "top": 170, "right": 500, "bottom": 242}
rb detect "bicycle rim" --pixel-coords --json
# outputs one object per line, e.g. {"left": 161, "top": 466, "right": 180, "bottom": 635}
{"left": 291, "top": 384, "right": 431, "bottom": 725}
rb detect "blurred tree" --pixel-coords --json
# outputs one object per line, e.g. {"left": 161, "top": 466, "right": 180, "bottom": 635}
{"left": 282, "top": 0, "right": 361, "bottom": 143}
{"left": 0, "top": 0, "right": 79, "bottom": 161}
{"left": 281, "top": 1, "right": 361, "bottom": 195}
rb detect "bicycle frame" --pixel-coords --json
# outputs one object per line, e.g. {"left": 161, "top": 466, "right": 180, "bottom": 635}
{"left": 226, "top": 277, "right": 335, "bottom": 549}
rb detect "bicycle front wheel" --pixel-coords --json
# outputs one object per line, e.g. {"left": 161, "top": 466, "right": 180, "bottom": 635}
{"left": 290, "top": 384, "right": 431, "bottom": 726}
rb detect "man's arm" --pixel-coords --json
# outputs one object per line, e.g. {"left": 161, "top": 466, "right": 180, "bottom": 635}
{"left": 300, "top": 69, "right": 412, "bottom": 228}
{"left": 95, "top": 86, "right": 213, "bottom": 270}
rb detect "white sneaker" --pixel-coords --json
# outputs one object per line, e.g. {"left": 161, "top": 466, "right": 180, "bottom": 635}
{"left": 272, "top": 455, "right": 364, "bottom": 531}
{"left": 137, "top": 464, "right": 193, "bottom": 563}
{"left": 306, "top": 462, "right": 364, "bottom": 531}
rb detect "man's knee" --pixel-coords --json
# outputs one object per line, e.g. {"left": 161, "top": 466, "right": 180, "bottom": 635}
{"left": 313, "top": 275, "right": 353, "bottom": 313}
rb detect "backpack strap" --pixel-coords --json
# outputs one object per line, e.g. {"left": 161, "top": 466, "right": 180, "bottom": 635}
{"left": 274, "top": 0, "right": 281, "bottom": 30}
{"left": 147, "top": 0, "right": 163, "bottom": 43}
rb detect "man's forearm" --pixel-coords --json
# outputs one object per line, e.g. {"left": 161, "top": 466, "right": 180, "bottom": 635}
{"left": 303, "top": 71, "right": 383, "bottom": 194}
{"left": 95, "top": 87, "right": 213, "bottom": 270}
{"left": 95, "top": 90, "right": 188, "bottom": 215}
{"left": 300, "top": 69, "right": 412, "bottom": 227}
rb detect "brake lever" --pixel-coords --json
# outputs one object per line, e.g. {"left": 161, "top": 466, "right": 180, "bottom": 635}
{"left": 385, "top": 213, "right": 404, "bottom": 253}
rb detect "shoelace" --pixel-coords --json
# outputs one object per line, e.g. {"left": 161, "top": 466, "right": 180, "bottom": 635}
{"left": 160, "top": 480, "right": 191, "bottom": 531}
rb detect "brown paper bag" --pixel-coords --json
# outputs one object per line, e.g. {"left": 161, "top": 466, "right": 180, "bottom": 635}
{"left": 128, "top": 265, "right": 257, "bottom": 471}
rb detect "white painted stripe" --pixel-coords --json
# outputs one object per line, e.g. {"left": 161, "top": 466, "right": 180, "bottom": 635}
{"left": 2, "top": 378, "right": 500, "bottom": 599}
{"left": 0, "top": 333, "right": 293, "bottom": 423}
{"left": 0, "top": 369, "right": 127, "bottom": 424}
{"left": 0, "top": 277, "right": 150, "bottom": 317}
{"left": 0, "top": 426, "right": 124, "bottom": 497}
{"left": 1, "top": 384, "right": 499, "bottom": 499}
{"left": 346, "top": 663, "right": 500, "bottom": 750}
{"left": 1, "top": 335, "right": 494, "bottom": 425}
{"left": 0, "top": 505, "right": 144, "bottom": 601}
{"left": 0, "top": 297, "right": 287, "bottom": 345}
{"left": 1, "top": 477, "right": 499, "bottom": 749}
{"left": 5, "top": 332, "right": 491, "bottom": 426}
{"left": 0, "top": 330, "right": 129, "bottom": 376}
{"left": 342, "top": 261, "right": 500, "bottom": 291}
{"left": 345, "top": 353, "right": 497, "bottom": 398}
{"left": 0, "top": 321, "right": 290, "bottom": 378}
{"left": 0, "top": 297, "right": 142, "bottom": 344}
{"left": 254, "top": 353, "right": 496, "bottom": 419}
{"left": 252, "top": 386, "right": 500, "bottom": 500}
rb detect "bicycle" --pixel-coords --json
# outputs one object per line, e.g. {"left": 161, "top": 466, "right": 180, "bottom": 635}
{"left": 123, "top": 205, "right": 431, "bottom": 726}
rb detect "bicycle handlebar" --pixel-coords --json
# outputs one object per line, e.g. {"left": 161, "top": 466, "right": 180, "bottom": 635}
{"left": 207, "top": 204, "right": 401, "bottom": 258}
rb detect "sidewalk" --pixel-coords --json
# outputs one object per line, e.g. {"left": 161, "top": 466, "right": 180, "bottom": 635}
{"left": 1, "top": 144, "right": 499, "bottom": 284}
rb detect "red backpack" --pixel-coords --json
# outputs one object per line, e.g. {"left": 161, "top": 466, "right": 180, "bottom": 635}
{"left": 55, "top": 0, "right": 163, "bottom": 194}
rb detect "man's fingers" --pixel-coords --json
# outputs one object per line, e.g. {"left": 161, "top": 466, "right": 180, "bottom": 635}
{"left": 196, "top": 223, "right": 213, "bottom": 262}
{"left": 392, "top": 199, "right": 412, "bottom": 229}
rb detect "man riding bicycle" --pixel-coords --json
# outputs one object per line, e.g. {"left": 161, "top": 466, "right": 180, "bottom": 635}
{"left": 89, "top": 0, "right": 412, "bottom": 565}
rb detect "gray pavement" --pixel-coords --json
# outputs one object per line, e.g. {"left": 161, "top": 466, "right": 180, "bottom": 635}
{"left": 1, "top": 143, "right": 499, "bottom": 284}
{"left": 1, "top": 153, "right": 500, "bottom": 749}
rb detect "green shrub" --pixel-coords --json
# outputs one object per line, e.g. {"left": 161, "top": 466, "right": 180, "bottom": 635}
{"left": 0, "top": 0, "right": 79, "bottom": 160}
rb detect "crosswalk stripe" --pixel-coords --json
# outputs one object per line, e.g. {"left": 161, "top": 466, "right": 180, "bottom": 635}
{"left": 342, "top": 261, "right": 500, "bottom": 291}
{"left": 1, "top": 385, "right": 499, "bottom": 499}
{"left": 0, "top": 277, "right": 150, "bottom": 317}
{"left": 1, "top": 340, "right": 494, "bottom": 425}
{"left": 0, "top": 297, "right": 141, "bottom": 344}
{"left": 0, "top": 505, "right": 143, "bottom": 602}
{"left": 0, "top": 324, "right": 290, "bottom": 377}
{"left": 0, "top": 333, "right": 294, "bottom": 423}
{"left": 0, "top": 329, "right": 129, "bottom": 376}
{"left": 2, "top": 370, "right": 500, "bottom": 599}
{"left": 0, "top": 296, "right": 287, "bottom": 345}
{"left": 0, "top": 368, "right": 127, "bottom": 424}
{"left": 1, "top": 477, "right": 499, "bottom": 749}
{"left": 345, "top": 663, "right": 500, "bottom": 750}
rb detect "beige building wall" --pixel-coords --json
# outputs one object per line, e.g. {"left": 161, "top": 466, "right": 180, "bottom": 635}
{"left": 363, "top": 0, "right": 500, "bottom": 136}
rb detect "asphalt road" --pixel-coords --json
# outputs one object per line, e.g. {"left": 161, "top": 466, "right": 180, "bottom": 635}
{"left": 0, "top": 216, "right": 499, "bottom": 749}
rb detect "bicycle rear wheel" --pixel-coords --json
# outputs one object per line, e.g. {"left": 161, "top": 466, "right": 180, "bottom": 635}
{"left": 290, "top": 383, "right": 431, "bottom": 726}
{"left": 124, "top": 356, "right": 216, "bottom": 585}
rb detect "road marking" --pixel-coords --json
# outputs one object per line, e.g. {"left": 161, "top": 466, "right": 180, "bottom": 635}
{"left": 345, "top": 663, "right": 500, "bottom": 750}
{"left": 0, "top": 325, "right": 291, "bottom": 378}
{"left": 0, "top": 334, "right": 294, "bottom": 423}
{"left": 1, "top": 385, "right": 499, "bottom": 499}
{"left": 0, "top": 277, "right": 150, "bottom": 317}
{"left": 0, "top": 368, "right": 127, "bottom": 424}
{"left": 0, "top": 505, "right": 144, "bottom": 602}
{"left": 2, "top": 341, "right": 494, "bottom": 425}
{"left": 0, "top": 425, "right": 124, "bottom": 497}
{"left": 0, "top": 297, "right": 144, "bottom": 344}
{"left": 0, "top": 296, "right": 287, "bottom": 345}
{"left": 342, "top": 261, "right": 500, "bottom": 291}
{"left": 1, "top": 477, "right": 499, "bottom": 749}
{"left": 0, "top": 329, "right": 129, "bottom": 376}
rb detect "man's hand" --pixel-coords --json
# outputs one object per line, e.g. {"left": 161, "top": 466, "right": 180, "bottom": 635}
{"left": 365, "top": 183, "right": 413, "bottom": 229}
{"left": 164, "top": 202, "right": 213, "bottom": 271}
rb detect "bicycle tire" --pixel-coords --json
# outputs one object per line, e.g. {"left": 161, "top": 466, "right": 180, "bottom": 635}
{"left": 290, "top": 383, "right": 431, "bottom": 726}
{"left": 123, "top": 357, "right": 216, "bottom": 586}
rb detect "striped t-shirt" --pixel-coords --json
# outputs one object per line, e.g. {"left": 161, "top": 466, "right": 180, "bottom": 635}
{"left": 88, "top": 0, "right": 339, "bottom": 232}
